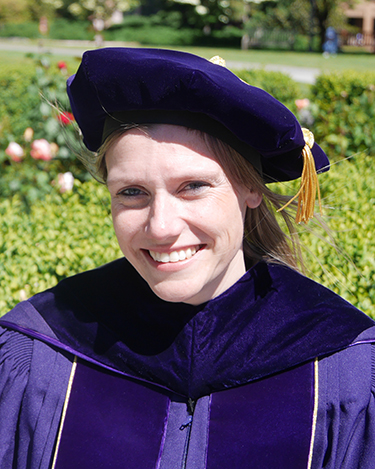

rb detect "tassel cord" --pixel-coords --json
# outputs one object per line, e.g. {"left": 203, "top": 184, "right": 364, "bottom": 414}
{"left": 277, "top": 128, "right": 323, "bottom": 224}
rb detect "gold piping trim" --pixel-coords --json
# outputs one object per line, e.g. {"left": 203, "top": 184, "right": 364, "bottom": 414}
{"left": 51, "top": 356, "right": 78, "bottom": 469}
{"left": 307, "top": 358, "right": 319, "bottom": 469}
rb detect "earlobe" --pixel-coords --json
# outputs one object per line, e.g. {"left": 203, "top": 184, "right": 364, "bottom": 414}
{"left": 246, "top": 191, "right": 262, "bottom": 209}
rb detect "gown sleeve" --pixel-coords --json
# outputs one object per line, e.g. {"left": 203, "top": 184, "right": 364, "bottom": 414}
{"left": 0, "top": 326, "right": 33, "bottom": 466}
{"left": 312, "top": 328, "right": 375, "bottom": 468}
{"left": 0, "top": 326, "right": 73, "bottom": 469}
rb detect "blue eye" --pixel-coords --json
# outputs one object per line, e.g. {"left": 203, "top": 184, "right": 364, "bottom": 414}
{"left": 120, "top": 188, "right": 144, "bottom": 197}
{"left": 184, "top": 182, "right": 208, "bottom": 191}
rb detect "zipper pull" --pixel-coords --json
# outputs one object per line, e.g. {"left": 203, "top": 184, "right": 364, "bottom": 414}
{"left": 179, "top": 415, "right": 192, "bottom": 431}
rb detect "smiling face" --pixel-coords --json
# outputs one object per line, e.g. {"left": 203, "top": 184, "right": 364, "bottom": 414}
{"left": 106, "top": 125, "right": 262, "bottom": 305}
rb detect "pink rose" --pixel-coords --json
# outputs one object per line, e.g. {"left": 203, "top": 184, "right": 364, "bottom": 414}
{"left": 5, "top": 142, "right": 24, "bottom": 162}
{"left": 58, "top": 172, "right": 74, "bottom": 193}
{"left": 30, "top": 139, "right": 53, "bottom": 161}
{"left": 295, "top": 98, "right": 310, "bottom": 111}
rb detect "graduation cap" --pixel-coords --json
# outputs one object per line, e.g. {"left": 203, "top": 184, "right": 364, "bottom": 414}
{"left": 67, "top": 47, "right": 329, "bottom": 222}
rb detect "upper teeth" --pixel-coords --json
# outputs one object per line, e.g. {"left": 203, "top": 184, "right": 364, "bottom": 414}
{"left": 149, "top": 247, "right": 197, "bottom": 263}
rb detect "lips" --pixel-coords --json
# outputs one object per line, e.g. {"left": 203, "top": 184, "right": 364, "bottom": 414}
{"left": 149, "top": 246, "right": 198, "bottom": 263}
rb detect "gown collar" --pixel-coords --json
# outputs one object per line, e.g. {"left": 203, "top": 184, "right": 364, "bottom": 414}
{"left": 2, "top": 259, "right": 374, "bottom": 398}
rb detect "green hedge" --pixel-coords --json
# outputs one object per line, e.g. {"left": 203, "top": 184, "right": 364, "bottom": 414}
{"left": 310, "top": 71, "right": 375, "bottom": 159}
{"left": 0, "top": 64, "right": 39, "bottom": 141}
{"left": 0, "top": 181, "right": 121, "bottom": 314}
{"left": 0, "top": 17, "right": 243, "bottom": 48}
{"left": 281, "top": 153, "right": 375, "bottom": 316}
{"left": 0, "top": 20, "right": 93, "bottom": 41}
{"left": 105, "top": 16, "right": 243, "bottom": 47}
{"left": 48, "top": 19, "right": 93, "bottom": 41}
{"left": 0, "top": 22, "right": 40, "bottom": 38}
{"left": 235, "top": 69, "right": 300, "bottom": 113}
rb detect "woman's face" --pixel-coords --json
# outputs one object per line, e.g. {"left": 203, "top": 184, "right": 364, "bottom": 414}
{"left": 106, "top": 125, "right": 261, "bottom": 305}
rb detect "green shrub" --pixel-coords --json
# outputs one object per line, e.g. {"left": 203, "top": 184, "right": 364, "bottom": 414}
{"left": 0, "top": 63, "right": 39, "bottom": 140}
{"left": 0, "top": 20, "right": 92, "bottom": 40}
{"left": 272, "top": 153, "right": 375, "bottom": 317}
{"left": 194, "top": 26, "right": 243, "bottom": 48}
{"left": 0, "top": 22, "right": 40, "bottom": 38}
{"left": 0, "top": 180, "right": 121, "bottom": 315}
{"left": 235, "top": 69, "right": 300, "bottom": 113}
{"left": 105, "top": 14, "right": 243, "bottom": 47}
{"left": 310, "top": 71, "right": 375, "bottom": 159}
{"left": 105, "top": 24, "right": 199, "bottom": 46}
{"left": 289, "top": 34, "right": 320, "bottom": 52}
{"left": 48, "top": 19, "right": 93, "bottom": 41}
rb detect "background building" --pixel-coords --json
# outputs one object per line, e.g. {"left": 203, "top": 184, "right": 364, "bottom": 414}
{"left": 344, "top": 0, "right": 375, "bottom": 48}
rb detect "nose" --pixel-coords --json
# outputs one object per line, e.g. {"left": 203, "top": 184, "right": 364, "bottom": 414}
{"left": 145, "top": 193, "right": 184, "bottom": 241}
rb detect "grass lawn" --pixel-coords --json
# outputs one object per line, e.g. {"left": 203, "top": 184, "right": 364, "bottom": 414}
{"left": 174, "top": 46, "right": 375, "bottom": 73}
{"left": 0, "top": 38, "right": 373, "bottom": 76}
{"left": 0, "top": 46, "right": 81, "bottom": 73}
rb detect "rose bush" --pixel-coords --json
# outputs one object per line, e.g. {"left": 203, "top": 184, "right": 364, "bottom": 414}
{"left": 0, "top": 55, "right": 90, "bottom": 206}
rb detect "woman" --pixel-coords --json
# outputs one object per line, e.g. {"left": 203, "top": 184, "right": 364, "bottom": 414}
{"left": 0, "top": 48, "right": 374, "bottom": 469}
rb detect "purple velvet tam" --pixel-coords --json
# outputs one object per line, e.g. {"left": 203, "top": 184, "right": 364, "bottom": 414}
{"left": 67, "top": 47, "right": 329, "bottom": 183}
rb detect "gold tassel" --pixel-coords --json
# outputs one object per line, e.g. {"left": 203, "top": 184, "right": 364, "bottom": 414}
{"left": 277, "top": 128, "right": 322, "bottom": 224}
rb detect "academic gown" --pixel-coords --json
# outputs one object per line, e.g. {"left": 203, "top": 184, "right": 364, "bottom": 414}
{"left": 1, "top": 259, "right": 375, "bottom": 469}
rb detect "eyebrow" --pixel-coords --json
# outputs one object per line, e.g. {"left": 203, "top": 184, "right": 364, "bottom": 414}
{"left": 107, "top": 170, "right": 220, "bottom": 187}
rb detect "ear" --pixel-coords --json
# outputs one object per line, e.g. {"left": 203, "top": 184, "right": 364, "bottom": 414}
{"left": 245, "top": 191, "right": 262, "bottom": 209}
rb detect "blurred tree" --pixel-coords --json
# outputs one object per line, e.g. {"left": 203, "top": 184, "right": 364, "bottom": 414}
{"left": 313, "top": 0, "right": 349, "bottom": 50}
{"left": 244, "top": 0, "right": 353, "bottom": 50}
{"left": 67, "top": 0, "right": 139, "bottom": 26}
{"left": 139, "top": 0, "right": 166, "bottom": 15}
{"left": 159, "top": 0, "right": 245, "bottom": 32}
{"left": 27, "top": 0, "right": 64, "bottom": 21}
{"left": 0, "top": 0, "right": 31, "bottom": 23}
{"left": 246, "top": 0, "right": 310, "bottom": 35}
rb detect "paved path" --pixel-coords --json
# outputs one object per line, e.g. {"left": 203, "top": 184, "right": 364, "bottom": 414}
{"left": 0, "top": 38, "right": 319, "bottom": 84}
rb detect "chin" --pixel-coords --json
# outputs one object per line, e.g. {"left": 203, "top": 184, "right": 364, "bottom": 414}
{"left": 150, "top": 282, "right": 206, "bottom": 305}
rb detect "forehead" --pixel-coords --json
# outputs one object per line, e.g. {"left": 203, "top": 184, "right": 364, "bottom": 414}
{"left": 106, "top": 125, "right": 224, "bottom": 175}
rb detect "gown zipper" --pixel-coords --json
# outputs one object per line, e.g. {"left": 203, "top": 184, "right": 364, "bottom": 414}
{"left": 180, "top": 398, "right": 196, "bottom": 469}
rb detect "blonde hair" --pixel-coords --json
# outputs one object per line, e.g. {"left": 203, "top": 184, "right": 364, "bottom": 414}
{"left": 85, "top": 125, "right": 304, "bottom": 271}
{"left": 201, "top": 134, "right": 303, "bottom": 271}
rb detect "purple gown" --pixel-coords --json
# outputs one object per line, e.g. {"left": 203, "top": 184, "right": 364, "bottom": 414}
{"left": 1, "top": 259, "right": 374, "bottom": 468}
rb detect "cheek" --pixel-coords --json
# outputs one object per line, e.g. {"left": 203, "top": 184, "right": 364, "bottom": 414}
{"left": 111, "top": 209, "right": 142, "bottom": 248}
{"left": 200, "top": 196, "right": 246, "bottom": 245}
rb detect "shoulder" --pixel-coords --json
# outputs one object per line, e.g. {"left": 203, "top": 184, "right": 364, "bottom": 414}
{"left": 312, "top": 327, "right": 375, "bottom": 468}
{"left": 0, "top": 325, "right": 74, "bottom": 469}
{"left": 0, "top": 325, "right": 33, "bottom": 385}
{"left": 266, "top": 262, "right": 370, "bottom": 315}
